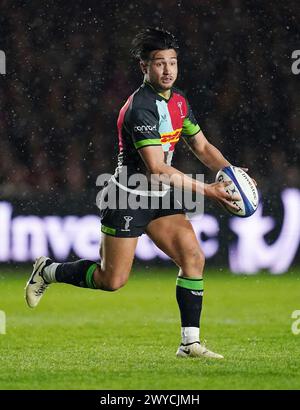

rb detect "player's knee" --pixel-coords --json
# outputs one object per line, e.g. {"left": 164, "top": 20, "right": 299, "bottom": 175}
{"left": 195, "top": 248, "right": 205, "bottom": 272}
{"left": 104, "top": 275, "right": 129, "bottom": 292}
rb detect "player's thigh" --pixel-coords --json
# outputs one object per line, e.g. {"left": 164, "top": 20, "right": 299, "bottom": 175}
{"left": 145, "top": 214, "right": 204, "bottom": 276}
{"left": 100, "top": 233, "right": 138, "bottom": 277}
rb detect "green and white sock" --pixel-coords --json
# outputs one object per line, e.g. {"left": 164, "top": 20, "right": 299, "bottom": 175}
{"left": 176, "top": 276, "right": 204, "bottom": 344}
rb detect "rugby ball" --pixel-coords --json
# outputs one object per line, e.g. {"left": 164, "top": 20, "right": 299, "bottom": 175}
{"left": 215, "top": 166, "right": 258, "bottom": 217}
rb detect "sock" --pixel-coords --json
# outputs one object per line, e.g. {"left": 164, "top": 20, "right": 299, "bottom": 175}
{"left": 181, "top": 327, "right": 200, "bottom": 345}
{"left": 176, "top": 276, "right": 203, "bottom": 345}
{"left": 43, "top": 262, "right": 59, "bottom": 283}
{"left": 50, "top": 259, "right": 98, "bottom": 289}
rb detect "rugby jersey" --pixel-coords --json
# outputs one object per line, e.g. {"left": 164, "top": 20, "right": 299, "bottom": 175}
{"left": 114, "top": 81, "right": 201, "bottom": 193}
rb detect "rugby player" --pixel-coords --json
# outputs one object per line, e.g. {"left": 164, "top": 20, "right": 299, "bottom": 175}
{"left": 25, "top": 28, "right": 244, "bottom": 359}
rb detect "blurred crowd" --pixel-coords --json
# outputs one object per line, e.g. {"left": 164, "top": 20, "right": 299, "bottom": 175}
{"left": 0, "top": 0, "right": 299, "bottom": 199}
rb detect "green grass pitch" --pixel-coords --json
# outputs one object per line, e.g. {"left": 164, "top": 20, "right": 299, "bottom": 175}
{"left": 0, "top": 266, "right": 300, "bottom": 390}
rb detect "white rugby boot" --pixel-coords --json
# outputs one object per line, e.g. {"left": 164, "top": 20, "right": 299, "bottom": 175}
{"left": 176, "top": 342, "right": 224, "bottom": 359}
{"left": 25, "top": 256, "right": 52, "bottom": 308}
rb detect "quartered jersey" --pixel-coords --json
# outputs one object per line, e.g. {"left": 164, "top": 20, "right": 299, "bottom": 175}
{"left": 114, "top": 81, "right": 201, "bottom": 194}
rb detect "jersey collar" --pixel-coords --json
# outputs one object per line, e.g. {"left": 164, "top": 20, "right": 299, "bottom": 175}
{"left": 143, "top": 80, "right": 173, "bottom": 102}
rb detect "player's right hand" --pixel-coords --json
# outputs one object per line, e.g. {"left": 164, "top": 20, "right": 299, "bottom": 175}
{"left": 204, "top": 181, "right": 241, "bottom": 211}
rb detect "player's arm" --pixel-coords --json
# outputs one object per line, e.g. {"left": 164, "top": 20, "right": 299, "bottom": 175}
{"left": 181, "top": 101, "right": 256, "bottom": 184}
{"left": 138, "top": 145, "right": 240, "bottom": 209}
{"left": 130, "top": 106, "right": 239, "bottom": 208}
{"left": 184, "top": 131, "right": 257, "bottom": 185}
{"left": 183, "top": 130, "right": 231, "bottom": 171}
{"left": 139, "top": 145, "right": 205, "bottom": 194}
{"left": 181, "top": 98, "right": 230, "bottom": 171}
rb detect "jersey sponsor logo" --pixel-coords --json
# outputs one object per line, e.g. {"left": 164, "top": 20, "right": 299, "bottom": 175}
{"left": 160, "top": 128, "right": 182, "bottom": 139}
{"left": 134, "top": 124, "right": 157, "bottom": 133}
{"left": 161, "top": 134, "right": 181, "bottom": 144}
{"left": 161, "top": 128, "right": 182, "bottom": 152}
{"left": 161, "top": 129, "right": 182, "bottom": 142}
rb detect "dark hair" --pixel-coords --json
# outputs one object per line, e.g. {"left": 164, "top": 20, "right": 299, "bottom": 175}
{"left": 131, "top": 28, "right": 179, "bottom": 61}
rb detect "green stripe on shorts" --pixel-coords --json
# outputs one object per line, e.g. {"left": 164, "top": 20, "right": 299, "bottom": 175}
{"left": 176, "top": 277, "right": 203, "bottom": 291}
{"left": 101, "top": 224, "right": 116, "bottom": 236}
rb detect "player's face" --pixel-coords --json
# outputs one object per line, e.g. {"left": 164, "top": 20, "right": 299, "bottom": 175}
{"left": 142, "top": 49, "right": 178, "bottom": 91}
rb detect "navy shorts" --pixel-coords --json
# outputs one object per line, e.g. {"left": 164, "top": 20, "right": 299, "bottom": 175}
{"left": 98, "top": 180, "right": 186, "bottom": 237}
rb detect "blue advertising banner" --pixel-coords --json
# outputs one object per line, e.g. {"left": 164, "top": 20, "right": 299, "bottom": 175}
{"left": 1, "top": 188, "right": 300, "bottom": 274}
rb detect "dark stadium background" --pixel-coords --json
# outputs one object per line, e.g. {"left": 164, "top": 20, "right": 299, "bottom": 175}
{"left": 1, "top": 0, "right": 300, "bottom": 271}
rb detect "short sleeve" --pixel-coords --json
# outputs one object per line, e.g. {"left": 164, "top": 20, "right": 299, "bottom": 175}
{"left": 181, "top": 100, "right": 201, "bottom": 137}
{"left": 130, "top": 108, "right": 161, "bottom": 150}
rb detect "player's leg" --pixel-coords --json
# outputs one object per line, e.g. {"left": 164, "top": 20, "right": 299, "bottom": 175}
{"left": 94, "top": 234, "right": 138, "bottom": 290}
{"left": 25, "top": 234, "right": 138, "bottom": 308}
{"left": 145, "top": 213, "right": 223, "bottom": 359}
{"left": 147, "top": 214, "right": 205, "bottom": 277}
{"left": 145, "top": 214, "right": 204, "bottom": 343}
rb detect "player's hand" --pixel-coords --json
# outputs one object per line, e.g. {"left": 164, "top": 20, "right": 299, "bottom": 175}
{"left": 204, "top": 181, "right": 241, "bottom": 211}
